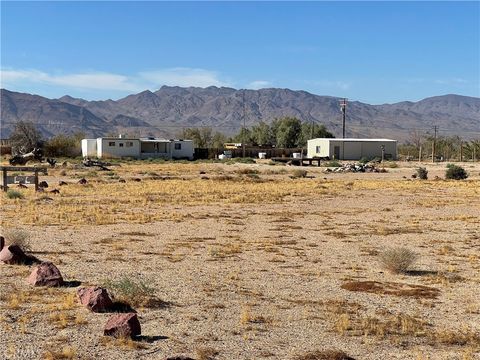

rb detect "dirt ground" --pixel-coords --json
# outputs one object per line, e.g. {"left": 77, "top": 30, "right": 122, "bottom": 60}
{"left": 1, "top": 160, "right": 479, "bottom": 360}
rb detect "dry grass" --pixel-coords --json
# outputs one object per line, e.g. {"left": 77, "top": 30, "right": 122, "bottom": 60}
{"left": 341, "top": 281, "right": 440, "bottom": 299}
{"left": 293, "top": 350, "right": 355, "bottom": 360}
{"left": 379, "top": 247, "right": 418, "bottom": 274}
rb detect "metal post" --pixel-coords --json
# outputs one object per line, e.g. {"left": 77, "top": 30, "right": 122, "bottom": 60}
{"left": 431, "top": 126, "right": 437, "bottom": 163}
{"left": 242, "top": 90, "right": 246, "bottom": 158}
{"left": 340, "top": 98, "right": 347, "bottom": 139}
{"left": 2, "top": 168, "right": 7, "bottom": 192}
{"left": 34, "top": 170, "right": 39, "bottom": 192}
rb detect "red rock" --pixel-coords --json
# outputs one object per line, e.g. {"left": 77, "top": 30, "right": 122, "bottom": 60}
{"left": 163, "top": 357, "right": 195, "bottom": 360}
{"left": 77, "top": 286, "right": 113, "bottom": 312}
{"left": 0, "top": 236, "right": 4, "bottom": 251}
{"left": 78, "top": 178, "right": 87, "bottom": 184}
{"left": 27, "top": 262, "right": 64, "bottom": 287}
{"left": 0, "top": 245, "right": 28, "bottom": 264}
{"left": 104, "top": 313, "right": 141, "bottom": 338}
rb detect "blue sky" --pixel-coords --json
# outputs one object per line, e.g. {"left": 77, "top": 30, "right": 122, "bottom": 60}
{"left": 1, "top": 1, "right": 479, "bottom": 104}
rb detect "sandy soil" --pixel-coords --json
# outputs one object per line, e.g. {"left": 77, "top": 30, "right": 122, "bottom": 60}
{"left": 0, "top": 160, "right": 479, "bottom": 360}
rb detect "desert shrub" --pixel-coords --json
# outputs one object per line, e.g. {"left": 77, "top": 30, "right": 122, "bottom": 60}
{"left": 235, "top": 168, "right": 259, "bottom": 175}
{"left": 324, "top": 160, "right": 341, "bottom": 168}
{"left": 291, "top": 169, "right": 308, "bottom": 178}
{"left": 293, "top": 349, "right": 355, "bottom": 360}
{"left": 4, "top": 228, "right": 31, "bottom": 251}
{"left": 445, "top": 164, "right": 468, "bottom": 180}
{"left": 380, "top": 247, "right": 418, "bottom": 274}
{"left": 104, "top": 276, "right": 156, "bottom": 307}
{"left": 382, "top": 161, "right": 398, "bottom": 168}
{"left": 358, "top": 157, "right": 370, "bottom": 164}
{"left": 416, "top": 167, "right": 428, "bottom": 180}
{"left": 6, "top": 189, "right": 24, "bottom": 199}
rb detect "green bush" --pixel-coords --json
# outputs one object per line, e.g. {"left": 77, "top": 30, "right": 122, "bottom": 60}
{"left": 104, "top": 276, "right": 156, "bottom": 307}
{"left": 445, "top": 165, "right": 468, "bottom": 180}
{"left": 416, "top": 167, "right": 428, "bottom": 180}
{"left": 6, "top": 189, "right": 24, "bottom": 199}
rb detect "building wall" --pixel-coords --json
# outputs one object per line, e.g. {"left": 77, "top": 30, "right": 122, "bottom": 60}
{"left": 330, "top": 140, "right": 397, "bottom": 160}
{"left": 171, "top": 141, "right": 194, "bottom": 160}
{"left": 98, "top": 139, "right": 140, "bottom": 158}
{"left": 81, "top": 139, "right": 97, "bottom": 157}
{"left": 308, "top": 139, "right": 397, "bottom": 160}
{"left": 307, "top": 139, "right": 331, "bottom": 158}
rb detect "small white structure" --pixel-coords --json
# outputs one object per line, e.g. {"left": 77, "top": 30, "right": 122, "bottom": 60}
{"left": 81, "top": 136, "right": 194, "bottom": 160}
{"left": 307, "top": 138, "right": 397, "bottom": 160}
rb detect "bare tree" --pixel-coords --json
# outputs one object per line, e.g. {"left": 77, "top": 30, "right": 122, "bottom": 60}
{"left": 9, "top": 121, "right": 42, "bottom": 154}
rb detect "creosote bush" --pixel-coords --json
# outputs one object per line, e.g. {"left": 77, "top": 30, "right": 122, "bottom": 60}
{"left": 4, "top": 228, "right": 31, "bottom": 251}
{"left": 445, "top": 164, "right": 468, "bottom": 180}
{"left": 104, "top": 276, "right": 156, "bottom": 307}
{"left": 380, "top": 247, "right": 418, "bottom": 274}
{"left": 6, "top": 189, "right": 24, "bottom": 199}
{"left": 291, "top": 169, "right": 308, "bottom": 178}
{"left": 416, "top": 167, "right": 428, "bottom": 180}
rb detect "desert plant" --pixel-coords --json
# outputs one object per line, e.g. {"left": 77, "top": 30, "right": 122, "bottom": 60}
{"left": 6, "top": 189, "right": 24, "bottom": 199}
{"left": 380, "top": 247, "right": 418, "bottom": 274}
{"left": 291, "top": 169, "right": 308, "bottom": 178}
{"left": 416, "top": 167, "right": 428, "bottom": 180}
{"left": 324, "top": 160, "right": 341, "bottom": 168}
{"left": 104, "top": 276, "right": 156, "bottom": 307}
{"left": 3, "top": 228, "right": 31, "bottom": 251}
{"left": 445, "top": 164, "right": 468, "bottom": 180}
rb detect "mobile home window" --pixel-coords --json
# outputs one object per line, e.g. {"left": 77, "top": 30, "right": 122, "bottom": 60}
{"left": 126, "top": 142, "right": 133, "bottom": 147}
{"left": 108, "top": 142, "right": 115, "bottom": 147}
{"left": 119, "top": 143, "right": 124, "bottom": 147}
{"left": 316, "top": 146, "right": 321, "bottom": 153}
{"left": 174, "top": 143, "right": 182, "bottom": 150}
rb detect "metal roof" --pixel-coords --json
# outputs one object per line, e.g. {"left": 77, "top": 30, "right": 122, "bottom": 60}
{"left": 309, "top": 138, "right": 397, "bottom": 142}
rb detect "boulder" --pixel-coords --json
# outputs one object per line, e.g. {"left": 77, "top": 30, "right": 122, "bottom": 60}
{"left": 0, "top": 245, "right": 28, "bottom": 264}
{"left": 27, "top": 262, "right": 64, "bottom": 287}
{"left": 78, "top": 178, "right": 88, "bottom": 185}
{"left": 38, "top": 181, "right": 49, "bottom": 188}
{"left": 104, "top": 313, "right": 141, "bottom": 338}
{"left": 0, "top": 236, "right": 4, "bottom": 251}
{"left": 59, "top": 181, "right": 68, "bottom": 186}
{"left": 77, "top": 286, "right": 113, "bottom": 312}
{"left": 50, "top": 189, "right": 60, "bottom": 194}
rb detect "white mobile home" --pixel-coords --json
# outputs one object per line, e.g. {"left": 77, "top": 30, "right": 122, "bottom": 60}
{"left": 307, "top": 138, "right": 397, "bottom": 160}
{"left": 81, "top": 136, "right": 194, "bottom": 160}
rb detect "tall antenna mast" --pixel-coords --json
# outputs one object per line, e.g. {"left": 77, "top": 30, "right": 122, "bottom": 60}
{"left": 340, "top": 98, "right": 347, "bottom": 139}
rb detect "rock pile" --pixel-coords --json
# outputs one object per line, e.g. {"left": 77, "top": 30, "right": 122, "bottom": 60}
{"left": 325, "top": 163, "right": 386, "bottom": 173}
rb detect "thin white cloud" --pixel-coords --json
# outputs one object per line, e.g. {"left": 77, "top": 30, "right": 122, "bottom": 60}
{"left": 139, "top": 67, "right": 230, "bottom": 88}
{"left": 0, "top": 67, "right": 232, "bottom": 96}
{"left": 0, "top": 68, "right": 143, "bottom": 92}
{"left": 247, "top": 80, "right": 272, "bottom": 89}
{"left": 314, "top": 80, "right": 351, "bottom": 91}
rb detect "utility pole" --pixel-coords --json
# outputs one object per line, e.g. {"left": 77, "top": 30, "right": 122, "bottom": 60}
{"left": 242, "top": 90, "right": 246, "bottom": 158}
{"left": 431, "top": 125, "right": 437, "bottom": 163}
{"left": 340, "top": 98, "right": 347, "bottom": 138}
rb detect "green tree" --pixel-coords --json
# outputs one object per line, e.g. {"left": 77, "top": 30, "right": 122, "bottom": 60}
{"left": 273, "top": 117, "right": 302, "bottom": 148}
{"left": 250, "top": 121, "right": 274, "bottom": 146}
{"left": 180, "top": 127, "right": 226, "bottom": 148}
{"left": 44, "top": 132, "right": 84, "bottom": 157}
{"left": 298, "top": 122, "right": 334, "bottom": 147}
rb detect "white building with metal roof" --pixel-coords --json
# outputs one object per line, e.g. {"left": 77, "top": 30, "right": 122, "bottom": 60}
{"left": 81, "top": 135, "right": 194, "bottom": 160}
{"left": 307, "top": 138, "right": 397, "bottom": 160}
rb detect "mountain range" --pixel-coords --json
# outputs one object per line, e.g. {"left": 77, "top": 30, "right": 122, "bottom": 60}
{"left": 1, "top": 87, "right": 479, "bottom": 142}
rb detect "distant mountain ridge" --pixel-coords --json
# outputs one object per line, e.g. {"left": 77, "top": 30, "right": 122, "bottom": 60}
{"left": 1, "top": 87, "right": 479, "bottom": 142}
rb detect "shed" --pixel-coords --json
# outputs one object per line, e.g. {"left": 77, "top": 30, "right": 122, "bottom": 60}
{"left": 307, "top": 138, "right": 397, "bottom": 160}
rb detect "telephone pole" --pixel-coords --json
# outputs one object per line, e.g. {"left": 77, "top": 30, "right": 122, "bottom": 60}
{"left": 431, "top": 125, "right": 438, "bottom": 163}
{"left": 340, "top": 98, "right": 347, "bottom": 138}
{"left": 242, "top": 90, "right": 246, "bottom": 158}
